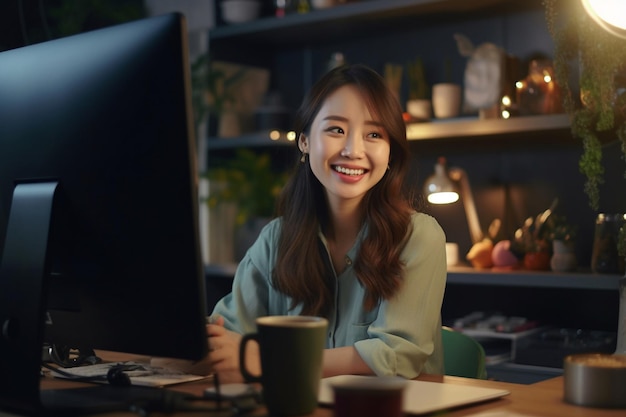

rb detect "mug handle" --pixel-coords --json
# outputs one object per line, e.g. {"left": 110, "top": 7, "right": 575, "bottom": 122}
{"left": 239, "top": 333, "right": 262, "bottom": 383}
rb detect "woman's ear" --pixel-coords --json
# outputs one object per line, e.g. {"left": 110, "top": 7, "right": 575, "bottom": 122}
{"left": 298, "top": 133, "right": 308, "bottom": 153}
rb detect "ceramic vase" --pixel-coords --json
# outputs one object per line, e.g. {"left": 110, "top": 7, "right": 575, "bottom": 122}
{"left": 550, "top": 240, "right": 577, "bottom": 272}
{"left": 432, "top": 83, "right": 461, "bottom": 119}
{"left": 311, "top": 0, "right": 336, "bottom": 9}
{"left": 218, "top": 111, "right": 241, "bottom": 138}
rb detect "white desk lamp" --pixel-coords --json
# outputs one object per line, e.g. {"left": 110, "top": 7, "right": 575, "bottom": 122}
{"left": 424, "top": 157, "right": 484, "bottom": 245}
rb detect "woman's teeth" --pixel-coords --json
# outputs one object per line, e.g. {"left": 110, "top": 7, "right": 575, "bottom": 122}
{"left": 334, "top": 166, "right": 365, "bottom": 176}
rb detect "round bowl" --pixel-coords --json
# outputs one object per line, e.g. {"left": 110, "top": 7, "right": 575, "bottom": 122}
{"left": 221, "top": 0, "right": 261, "bottom": 24}
{"left": 563, "top": 353, "right": 626, "bottom": 408}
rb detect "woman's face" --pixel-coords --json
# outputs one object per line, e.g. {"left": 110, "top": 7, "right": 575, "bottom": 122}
{"left": 300, "top": 85, "right": 391, "bottom": 209}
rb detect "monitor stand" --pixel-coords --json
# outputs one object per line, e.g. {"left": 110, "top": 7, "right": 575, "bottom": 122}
{"left": 0, "top": 182, "right": 194, "bottom": 416}
{"left": 0, "top": 182, "right": 59, "bottom": 414}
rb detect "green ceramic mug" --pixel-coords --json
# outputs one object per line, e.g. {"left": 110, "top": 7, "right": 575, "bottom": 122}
{"left": 239, "top": 315, "right": 328, "bottom": 416}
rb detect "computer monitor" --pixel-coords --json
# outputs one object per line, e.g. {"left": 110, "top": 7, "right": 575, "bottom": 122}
{"left": 0, "top": 13, "right": 208, "bottom": 413}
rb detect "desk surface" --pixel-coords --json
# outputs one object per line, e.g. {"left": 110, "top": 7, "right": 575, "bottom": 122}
{"left": 25, "top": 351, "right": 622, "bottom": 417}
{"left": 36, "top": 370, "right": 624, "bottom": 417}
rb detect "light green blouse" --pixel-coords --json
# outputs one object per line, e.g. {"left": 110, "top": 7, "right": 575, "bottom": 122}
{"left": 211, "top": 212, "right": 447, "bottom": 378}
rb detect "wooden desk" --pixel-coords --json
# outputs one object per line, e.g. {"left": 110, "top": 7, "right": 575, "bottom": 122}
{"left": 36, "top": 372, "right": 625, "bottom": 417}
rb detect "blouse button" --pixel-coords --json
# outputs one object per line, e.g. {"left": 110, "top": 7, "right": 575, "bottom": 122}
{"left": 345, "top": 256, "right": 352, "bottom": 265}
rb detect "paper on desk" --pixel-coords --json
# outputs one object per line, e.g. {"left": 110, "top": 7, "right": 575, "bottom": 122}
{"left": 50, "top": 361, "right": 209, "bottom": 387}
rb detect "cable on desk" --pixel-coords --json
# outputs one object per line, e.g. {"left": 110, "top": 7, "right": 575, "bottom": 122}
{"left": 214, "top": 371, "right": 222, "bottom": 408}
{"left": 42, "top": 361, "right": 262, "bottom": 415}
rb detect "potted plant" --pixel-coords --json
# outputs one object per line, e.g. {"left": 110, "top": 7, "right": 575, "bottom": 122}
{"left": 204, "top": 149, "right": 289, "bottom": 260}
{"left": 547, "top": 215, "right": 578, "bottom": 272}
{"left": 544, "top": 0, "right": 626, "bottom": 212}
{"left": 405, "top": 57, "right": 431, "bottom": 121}
{"left": 191, "top": 55, "right": 247, "bottom": 138}
{"left": 432, "top": 56, "right": 461, "bottom": 119}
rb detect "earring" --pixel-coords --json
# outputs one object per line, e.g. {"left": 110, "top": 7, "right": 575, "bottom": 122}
{"left": 300, "top": 153, "right": 307, "bottom": 163}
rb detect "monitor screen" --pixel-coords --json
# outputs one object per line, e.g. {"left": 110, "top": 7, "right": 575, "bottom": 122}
{"left": 0, "top": 13, "right": 208, "bottom": 412}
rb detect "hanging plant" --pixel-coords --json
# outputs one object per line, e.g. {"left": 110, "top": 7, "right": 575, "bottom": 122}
{"left": 543, "top": 0, "right": 626, "bottom": 211}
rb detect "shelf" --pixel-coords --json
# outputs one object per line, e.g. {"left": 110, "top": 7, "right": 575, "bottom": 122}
{"left": 447, "top": 266, "right": 622, "bottom": 291}
{"left": 406, "top": 114, "right": 571, "bottom": 141}
{"left": 207, "top": 131, "right": 296, "bottom": 150}
{"left": 206, "top": 114, "right": 571, "bottom": 150}
{"left": 207, "top": 262, "right": 622, "bottom": 291}
{"left": 209, "top": 0, "right": 539, "bottom": 46}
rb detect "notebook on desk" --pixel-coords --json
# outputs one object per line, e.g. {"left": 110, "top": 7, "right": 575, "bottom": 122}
{"left": 49, "top": 361, "right": 208, "bottom": 387}
{"left": 318, "top": 375, "right": 510, "bottom": 415}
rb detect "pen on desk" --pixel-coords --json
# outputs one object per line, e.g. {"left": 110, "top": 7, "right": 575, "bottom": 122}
{"left": 213, "top": 372, "right": 221, "bottom": 409}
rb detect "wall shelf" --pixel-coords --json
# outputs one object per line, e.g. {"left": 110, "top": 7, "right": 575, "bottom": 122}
{"left": 207, "top": 114, "right": 571, "bottom": 150}
{"left": 447, "top": 266, "right": 621, "bottom": 291}
{"left": 406, "top": 114, "right": 570, "bottom": 141}
{"left": 207, "top": 131, "right": 295, "bottom": 150}
{"left": 209, "top": 0, "right": 538, "bottom": 46}
{"left": 207, "top": 262, "right": 621, "bottom": 291}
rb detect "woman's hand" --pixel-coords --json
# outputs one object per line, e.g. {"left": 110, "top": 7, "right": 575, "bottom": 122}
{"left": 207, "top": 316, "right": 261, "bottom": 384}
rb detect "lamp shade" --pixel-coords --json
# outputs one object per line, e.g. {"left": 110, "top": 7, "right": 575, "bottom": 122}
{"left": 424, "top": 157, "right": 484, "bottom": 244}
{"left": 581, "top": 0, "right": 626, "bottom": 39}
{"left": 424, "top": 158, "right": 459, "bottom": 204}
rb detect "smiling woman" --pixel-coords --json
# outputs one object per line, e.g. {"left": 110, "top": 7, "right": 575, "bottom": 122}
{"left": 199, "top": 64, "right": 447, "bottom": 385}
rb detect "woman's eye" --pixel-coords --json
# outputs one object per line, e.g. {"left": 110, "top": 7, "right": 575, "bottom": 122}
{"left": 327, "top": 126, "right": 344, "bottom": 134}
{"left": 368, "top": 131, "right": 384, "bottom": 139}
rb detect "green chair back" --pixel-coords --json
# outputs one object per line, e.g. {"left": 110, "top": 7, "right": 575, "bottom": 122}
{"left": 441, "top": 326, "right": 488, "bottom": 379}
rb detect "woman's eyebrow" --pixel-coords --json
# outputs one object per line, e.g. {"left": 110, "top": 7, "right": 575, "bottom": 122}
{"left": 323, "top": 115, "right": 384, "bottom": 128}
{"left": 322, "top": 115, "right": 348, "bottom": 123}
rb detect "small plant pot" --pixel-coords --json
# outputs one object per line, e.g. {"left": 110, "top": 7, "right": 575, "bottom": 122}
{"left": 406, "top": 99, "right": 432, "bottom": 121}
{"left": 218, "top": 111, "right": 241, "bottom": 138}
{"left": 311, "top": 0, "right": 336, "bottom": 9}
{"left": 550, "top": 240, "right": 577, "bottom": 272}
{"left": 432, "top": 83, "right": 461, "bottom": 119}
{"left": 523, "top": 251, "right": 551, "bottom": 271}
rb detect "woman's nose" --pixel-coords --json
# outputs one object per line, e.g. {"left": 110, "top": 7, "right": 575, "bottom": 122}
{"left": 341, "top": 133, "right": 365, "bottom": 158}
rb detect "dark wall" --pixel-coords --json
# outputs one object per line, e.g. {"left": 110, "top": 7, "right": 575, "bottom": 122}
{"left": 271, "top": 6, "right": 626, "bottom": 269}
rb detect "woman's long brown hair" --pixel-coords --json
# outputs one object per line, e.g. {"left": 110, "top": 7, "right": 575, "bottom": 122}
{"left": 274, "top": 64, "right": 413, "bottom": 317}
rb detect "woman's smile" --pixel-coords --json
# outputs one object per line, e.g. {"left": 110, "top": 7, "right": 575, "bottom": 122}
{"left": 332, "top": 164, "right": 368, "bottom": 178}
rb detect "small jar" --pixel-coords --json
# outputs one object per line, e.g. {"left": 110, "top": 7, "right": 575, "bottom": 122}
{"left": 591, "top": 213, "right": 626, "bottom": 274}
{"left": 550, "top": 240, "right": 577, "bottom": 272}
{"left": 275, "top": 0, "right": 294, "bottom": 17}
